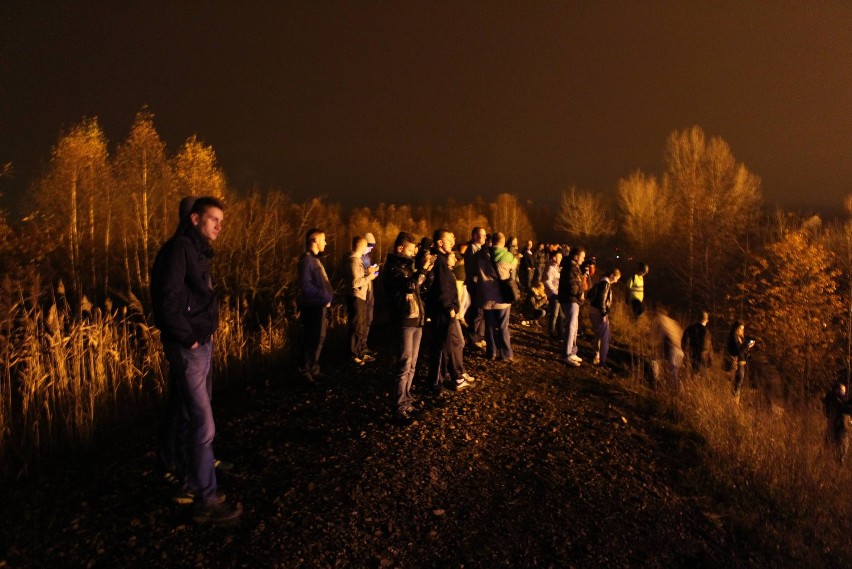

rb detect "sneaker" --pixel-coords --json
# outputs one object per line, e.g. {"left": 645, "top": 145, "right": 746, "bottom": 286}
{"left": 360, "top": 353, "right": 376, "bottom": 363}
{"left": 568, "top": 354, "right": 583, "bottom": 363}
{"left": 451, "top": 379, "right": 472, "bottom": 391}
{"left": 461, "top": 372, "right": 476, "bottom": 383}
{"left": 162, "top": 471, "right": 183, "bottom": 487}
{"left": 475, "top": 340, "right": 487, "bottom": 350}
{"left": 312, "top": 370, "right": 328, "bottom": 381}
{"left": 174, "top": 489, "right": 226, "bottom": 505}
{"left": 192, "top": 501, "right": 243, "bottom": 524}
{"left": 353, "top": 356, "right": 366, "bottom": 366}
{"left": 560, "top": 356, "right": 581, "bottom": 367}
{"left": 593, "top": 355, "right": 600, "bottom": 365}
{"left": 214, "top": 459, "right": 234, "bottom": 471}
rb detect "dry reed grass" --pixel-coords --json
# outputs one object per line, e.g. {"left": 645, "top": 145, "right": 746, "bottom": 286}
{"left": 0, "top": 284, "right": 292, "bottom": 476}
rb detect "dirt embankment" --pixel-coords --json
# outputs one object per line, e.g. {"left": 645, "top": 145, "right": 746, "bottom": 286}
{"left": 2, "top": 321, "right": 763, "bottom": 568}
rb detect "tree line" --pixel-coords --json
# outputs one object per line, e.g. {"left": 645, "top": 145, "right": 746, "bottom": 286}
{"left": 0, "top": 112, "right": 850, "bottom": 469}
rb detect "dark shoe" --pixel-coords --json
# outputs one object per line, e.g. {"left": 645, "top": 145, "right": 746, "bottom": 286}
{"left": 214, "top": 459, "right": 233, "bottom": 471}
{"left": 192, "top": 501, "right": 243, "bottom": 524}
{"left": 312, "top": 370, "right": 328, "bottom": 381}
{"left": 175, "top": 489, "right": 226, "bottom": 506}
{"left": 162, "top": 470, "right": 183, "bottom": 488}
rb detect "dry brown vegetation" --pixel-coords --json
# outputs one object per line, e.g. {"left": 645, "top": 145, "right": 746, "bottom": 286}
{"left": 3, "top": 114, "right": 852, "bottom": 562}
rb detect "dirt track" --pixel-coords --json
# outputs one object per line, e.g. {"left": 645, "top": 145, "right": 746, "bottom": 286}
{"left": 2, "top": 320, "right": 754, "bottom": 568}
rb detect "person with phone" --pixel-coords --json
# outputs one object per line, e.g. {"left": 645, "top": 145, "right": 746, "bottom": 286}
{"left": 346, "top": 235, "right": 379, "bottom": 366}
{"left": 727, "top": 321, "right": 756, "bottom": 399}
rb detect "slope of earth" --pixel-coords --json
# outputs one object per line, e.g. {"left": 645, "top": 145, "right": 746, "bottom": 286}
{"left": 2, "top": 319, "right": 765, "bottom": 568}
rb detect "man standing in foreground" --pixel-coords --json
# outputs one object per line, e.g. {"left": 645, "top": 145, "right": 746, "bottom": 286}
{"left": 151, "top": 196, "right": 242, "bottom": 524}
{"left": 298, "top": 228, "right": 334, "bottom": 381}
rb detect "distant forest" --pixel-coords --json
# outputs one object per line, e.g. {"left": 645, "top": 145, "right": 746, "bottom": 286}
{"left": 0, "top": 112, "right": 850, "bottom": 468}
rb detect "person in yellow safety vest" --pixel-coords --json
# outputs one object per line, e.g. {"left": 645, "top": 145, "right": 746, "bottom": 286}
{"left": 627, "top": 262, "right": 648, "bottom": 317}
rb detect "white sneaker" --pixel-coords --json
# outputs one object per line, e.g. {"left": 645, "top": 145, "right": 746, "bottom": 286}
{"left": 593, "top": 355, "right": 600, "bottom": 365}
{"left": 568, "top": 354, "right": 583, "bottom": 363}
{"left": 451, "top": 379, "right": 472, "bottom": 391}
{"left": 461, "top": 372, "right": 476, "bottom": 383}
{"left": 560, "top": 357, "right": 581, "bottom": 367}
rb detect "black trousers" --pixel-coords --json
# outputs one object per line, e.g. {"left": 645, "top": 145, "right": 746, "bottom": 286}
{"left": 346, "top": 296, "right": 368, "bottom": 357}
{"left": 299, "top": 305, "right": 328, "bottom": 375}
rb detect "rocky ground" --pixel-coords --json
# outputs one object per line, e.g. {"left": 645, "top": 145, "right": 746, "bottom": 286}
{"left": 2, "top": 318, "right": 780, "bottom": 568}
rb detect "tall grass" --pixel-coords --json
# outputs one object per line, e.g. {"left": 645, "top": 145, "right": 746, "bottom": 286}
{"left": 0, "top": 283, "right": 293, "bottom": 476}
{"left": 612, "top": 300, "right": 852, "bottom": 558}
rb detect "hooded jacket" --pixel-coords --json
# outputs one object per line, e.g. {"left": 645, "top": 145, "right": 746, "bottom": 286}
{"left": 151, "top": 225, "right": 219, "bottom": 348}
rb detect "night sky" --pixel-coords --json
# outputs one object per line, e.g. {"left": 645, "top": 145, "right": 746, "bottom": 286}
{"left": 2, "top": 2, "right": 851, "bottom": 213}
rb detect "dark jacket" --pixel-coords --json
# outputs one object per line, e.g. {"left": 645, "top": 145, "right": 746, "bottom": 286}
{"left": 298, "top": 252, "right": 334, "bottom": 308}
{"left": 557, "top": 260, "right": 584, "bottom": 305}
{"left": 463, "top": 242, "right": 482, "bottom": 287}
{"left": 425, "top": 250, "right": 459, "bottom": 317}
{"left": 151, "top": 226, "right": 218, "bottom": 348}
{"left": 382, "top": 251, "right": 427, "bottom": 328}
{"left": 587, "top": 277, "right": 614, "bottom": 315}
{"left": 727, "top": 334, "right": 753, "bottom": 362}
{"left": 682, "top": 322, "right": 713, "bottom": 367}
{"left": 520, "top": 248, "right": 535, "bottom": 274}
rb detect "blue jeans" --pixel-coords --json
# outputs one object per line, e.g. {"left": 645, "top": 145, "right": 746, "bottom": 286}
{"left": 485, "top": 308, "right": 513, "bottom": 360}
{"left": 394, "top": 326, "right": 422, "bottom": 413}
{"left": 561, "top": 301, "right": 580, "bottom": 358}
{"left": 162, "top": 341, "right": 217, "bottom": 505}
{"left": 548, "top": 296, "right": 562, "bottom": 337}
{"left": 439, "top": 319, "right": 466, "bottom": 383}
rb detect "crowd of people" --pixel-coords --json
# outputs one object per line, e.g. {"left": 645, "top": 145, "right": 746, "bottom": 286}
{"left": 295, "top": 225, "right": 738, "bottom": 422}
{"left": 148, "top": 195, "right": 848, "bottom": 526}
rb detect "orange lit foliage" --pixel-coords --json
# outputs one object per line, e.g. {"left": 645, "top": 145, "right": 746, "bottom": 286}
{"left": 172, "top": 135, "right": 228, "bottom": 201}
{"left": 737, "top": 229, "right": 844, "bottom": 396}
{"left": 113, "top": 111, "right": 176, "bottom": 294}
{"left": 489, "top": 193, "right": 536, "bottom": 243}
{"left": 33, "top": 118, "right": 114, "bottom": 297}
{"left": 617, "top": 170, "right": 672, "bottom": 255}
{"left": 664, "top": 125, "right": 762, "bottom": 310}
{"left": 554, "top": 186, "right": 615, "bottom": 241}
